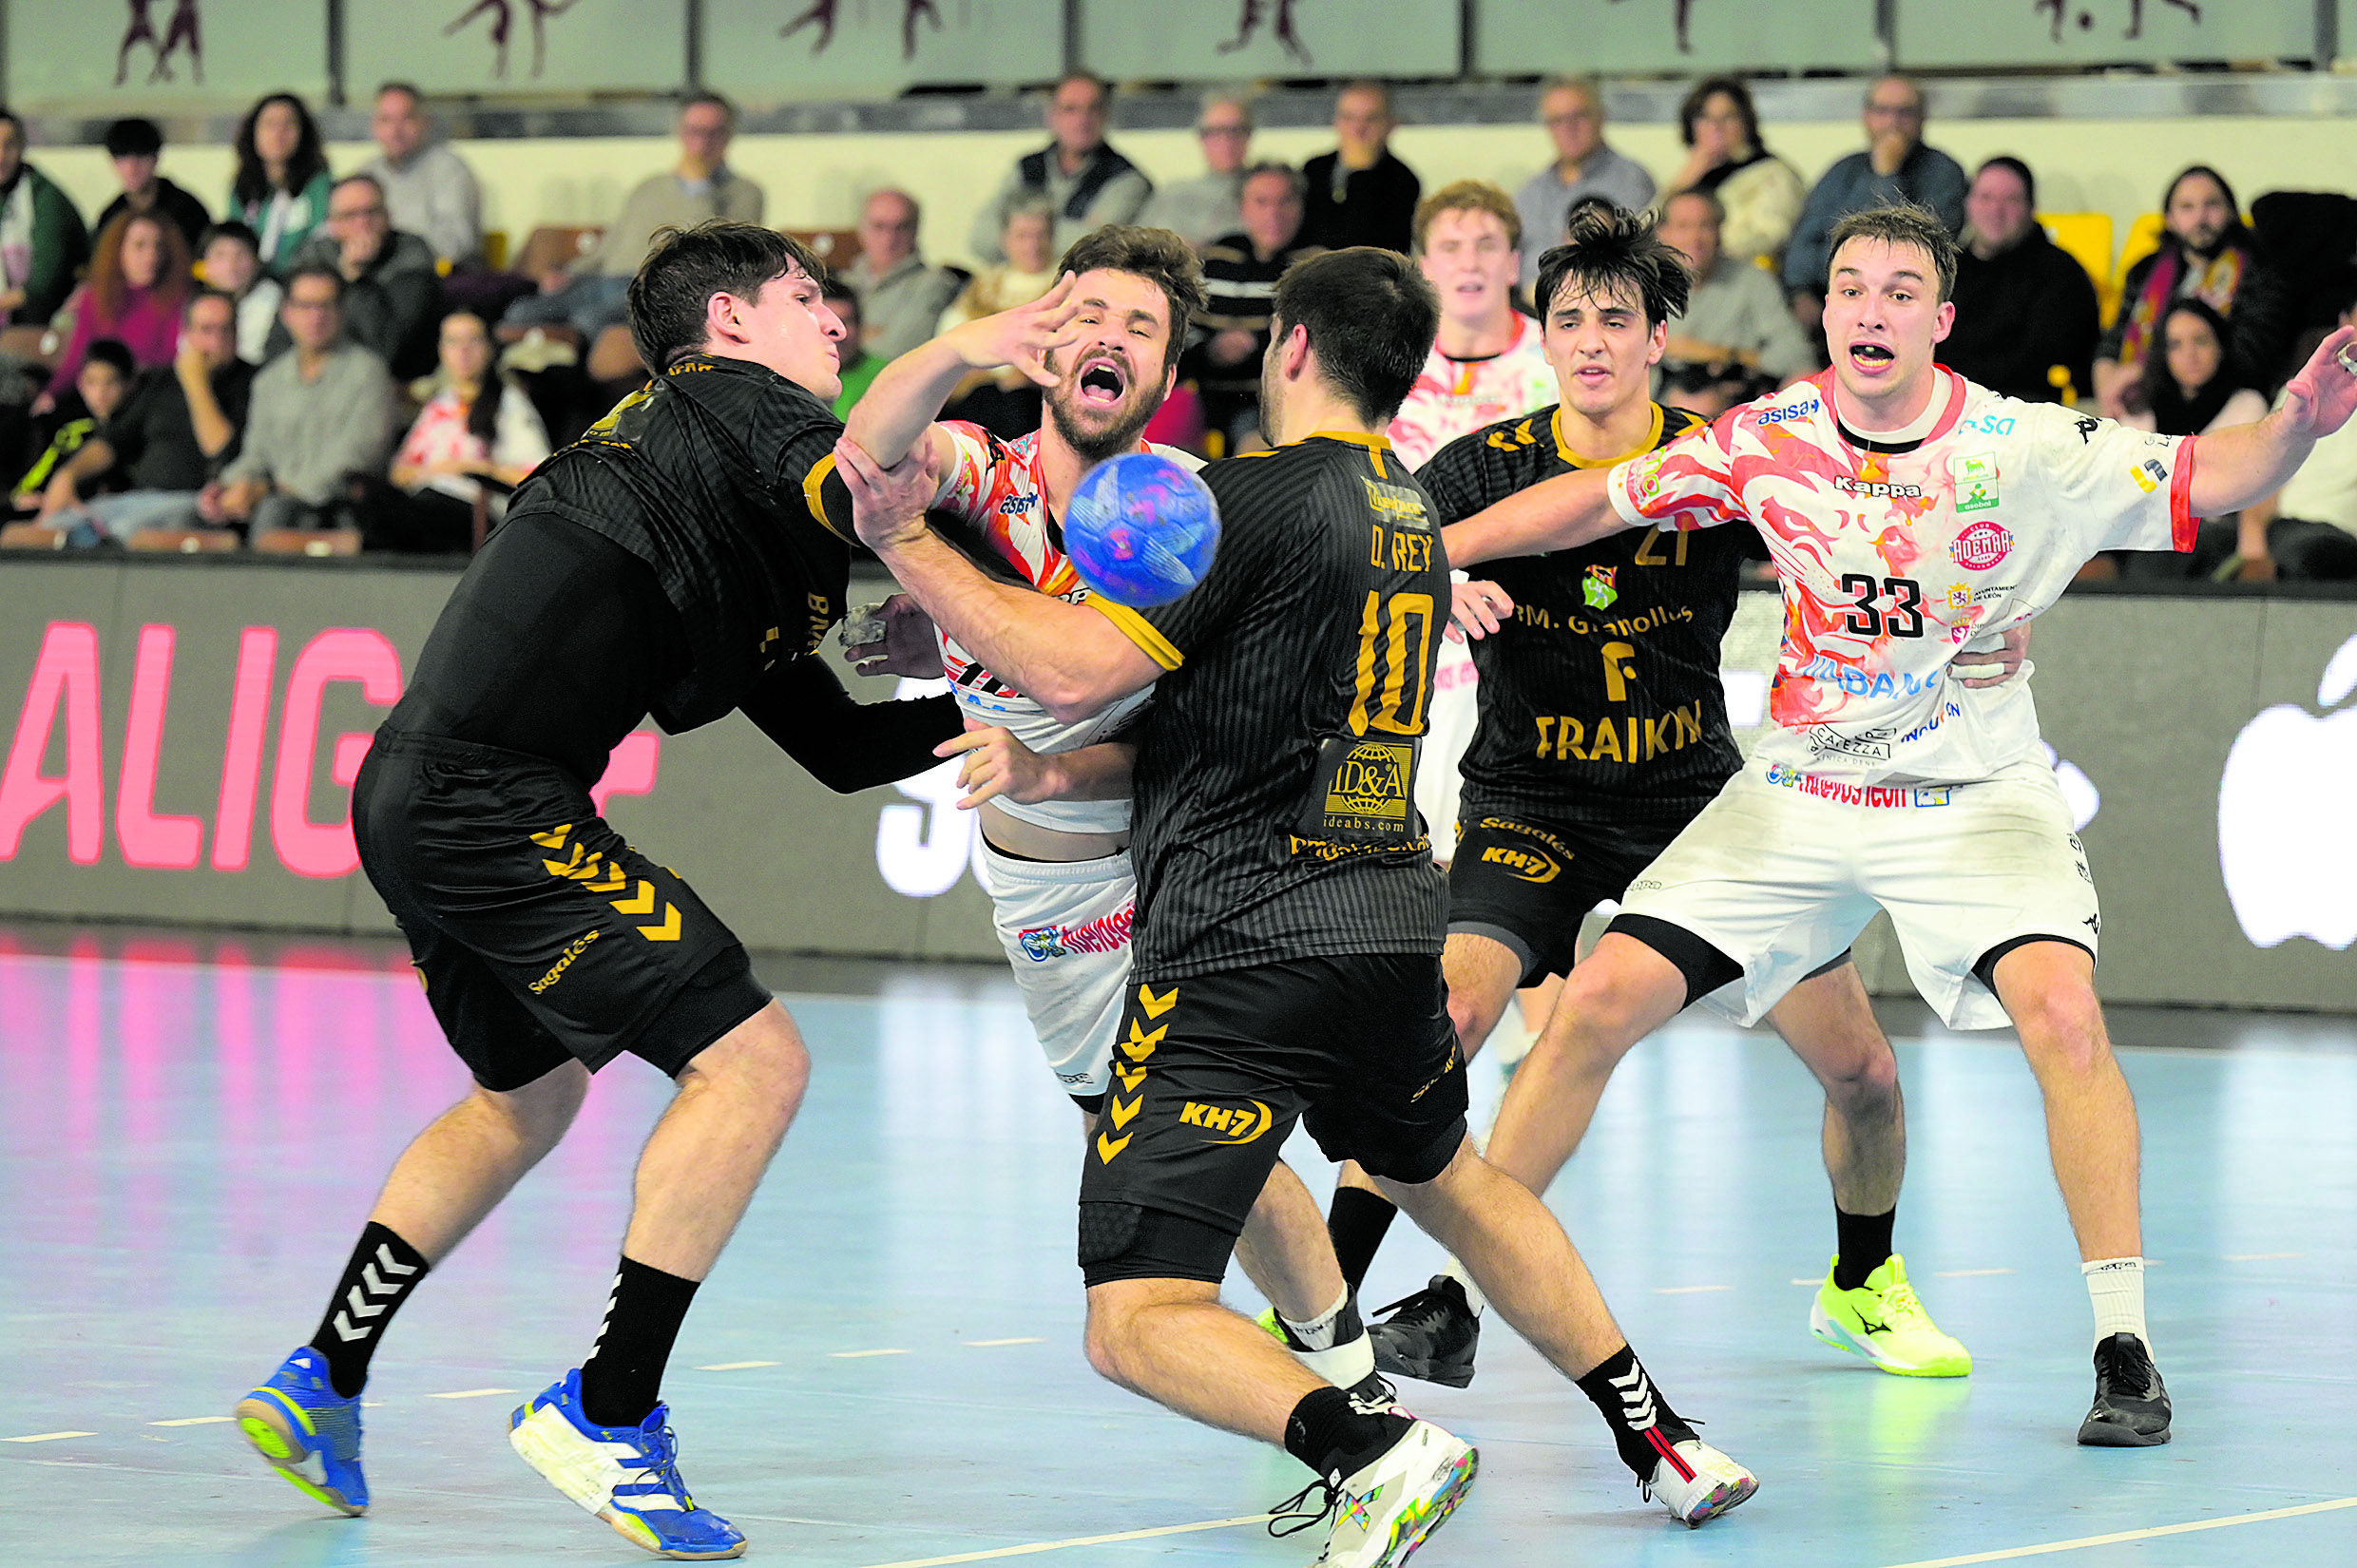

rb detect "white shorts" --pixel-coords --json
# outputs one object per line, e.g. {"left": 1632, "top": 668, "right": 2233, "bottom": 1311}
{"left": 979, "top": 842, "right": 1136, "bottom": 1101}
{"left": 1619, "top": 757, "right": 2099, "bottom": 1030}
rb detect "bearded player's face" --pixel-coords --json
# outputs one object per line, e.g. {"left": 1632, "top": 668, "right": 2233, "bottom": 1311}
{"left": 736, "top": 265, "right": 845, "bottom": 400}
{"left": 1045, "top": 268, "right": 1174, "bottom": 461}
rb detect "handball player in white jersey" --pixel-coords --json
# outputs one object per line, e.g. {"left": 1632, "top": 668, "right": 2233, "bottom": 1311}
{"left": 842, "top": 226, "right": 1394, "bottom": 1403}
{"left": 1442, "top": 201, "right": 2357, "bottom": 1447}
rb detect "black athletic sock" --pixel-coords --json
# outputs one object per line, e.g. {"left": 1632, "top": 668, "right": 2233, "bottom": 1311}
{"left": 577, "top": 1256, "right": 701, "bottom": 1429}
{"left": 1283, "top": 1385, "right": 1415, "bottom": 1482}
{"left": 1575, "top": 1345, "right": 1698, "bottom": 1482}
{"left": 308, "top": 1221, "right": 431, "bottom": 1399}
{"left": 1325, "top": 1187, "right": 1400, "bottom": 1295}
{"left": 1833, "top": 1206, "right": 1897, "bottom": 1291}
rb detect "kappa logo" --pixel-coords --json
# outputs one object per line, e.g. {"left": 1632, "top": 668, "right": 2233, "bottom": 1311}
{"left": 1833, "top": 476, "right": 1926, "bottom": 500}
{"left": 1179, "top": 1100, "right": 1275, "bottom": 1144}
{"left": 1480, "top": 843, "right": 1560, "bottom": 884}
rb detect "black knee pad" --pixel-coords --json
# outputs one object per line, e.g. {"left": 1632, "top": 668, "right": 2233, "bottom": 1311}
{"left": 1078, "top": 1201, "right": 1236, "bottom": 1288}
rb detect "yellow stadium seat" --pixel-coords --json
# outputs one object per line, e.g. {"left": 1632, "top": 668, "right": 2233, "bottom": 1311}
{"left": 2116, "top": 211, "right": 2167, "bottom": 294}
{"left": 2039, "top": 210, "right": 2114, "bottom": 319}
{"left": 484, "top": 230, "right": 508, "bottom": 271}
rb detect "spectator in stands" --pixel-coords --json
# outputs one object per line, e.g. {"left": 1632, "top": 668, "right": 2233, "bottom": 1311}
{"left": 2229, "top": 292, "right": 2357, "bottom": 581}
{"left": 1783, "top": 76, "right": 1966, "bottom": 299}
{"left": 43, "top": 212, "right": 194, "bottom": 406}
{"left": 1139, "top": 90, "right": 1255, "bottom": 250}
{"left": 270, "top": 174, "right": 441, "bottom": 379}
{"left": 10, "top": 341, "right": 132, "bottom": 515}
{"left": 938, "top": 197, "right": 1061, "bottom": 439}
{"left": 822, "top": 281, "right": 881, "bottom": 418}
{"left": 969, "top": 72, "right": 1151, "bottom": 265}
{"left": 1943, "top": 156, "right": 2099, "bottom": 404}
{"left": 95, "top": 118, "right": 210, "bottom": 253}
{"left": 0, "top": 109, "right": 92, "bottom": 327}
{"left": 363, "top": 310, "right": 549, "bottom": 551}
{"left": 201, "top": 264, "right": 396, "bottom": 537}
{"left": 1656, "top": 188, "right": 1816, "bottom": 411}
{"left": 506, "top": 92, "right": 761, "bottom": 347}
{"left": 844, "top": 188, "right": 960, "bottom": 364}
{"left": 359, "top": 82, "right": 483, "bottom": 270}
{"left": 29, "top": 291, "right": 253, "bottom": 545}
{"left": 1188, "top": 164, "right": 1320, "bottom": 450}
{"left": 1511, "top": 77, "right": 1655, "bottom": 294}
{"left": 1389, "top": 180, "right": 1553, "bottom": 469}
{"left": 1302, "top": 81, "right": 1420, "bottom": 256}
{"left": 2122, "top": 299, "right": 2267, "bottom": 438}
{"left": 2094, "top": 164, "right": 2292, "bottom": 419}
{"left": 1657, "top": 77, "right": 1806, "bottom": 271}
{"left": 200, "top": 221, "right": 282, "bottom": 365}
{"left": 230, "top": 93, "right": 334, "bottom": 276}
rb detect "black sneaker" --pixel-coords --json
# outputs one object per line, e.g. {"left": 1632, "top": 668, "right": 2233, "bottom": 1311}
{"left": 2078, "top": 1332, "right": 2172, "bottom": 1446}
{"left": 1370, "top": 1275, "right": 1481, "bottom": 1389}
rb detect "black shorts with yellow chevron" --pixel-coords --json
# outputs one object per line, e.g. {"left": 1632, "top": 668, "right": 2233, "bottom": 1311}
{"left": 1076, "top": 954, "right": 1467, "bottom": 1287}
{"left": 355, "top": 729, "right": 769, "bottom": 1090}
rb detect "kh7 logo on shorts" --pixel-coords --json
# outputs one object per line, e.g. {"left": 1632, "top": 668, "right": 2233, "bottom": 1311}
{"left": 1949, "top": 520, "right": 2014, "bottom": 570}
{"left": 1480, "top": 843, "right": 1560, "bottom": 884}
{"left": 1179, "top": 1100, "right": 1274, "bottom": 1145}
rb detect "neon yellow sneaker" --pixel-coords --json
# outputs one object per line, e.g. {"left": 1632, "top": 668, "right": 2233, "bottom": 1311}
{"left": 1255, "top": 1308, "right": 1287, "bottom": 1344}
{"left": 1810, "top": 1254, "right": 1970, "bottom": 1377}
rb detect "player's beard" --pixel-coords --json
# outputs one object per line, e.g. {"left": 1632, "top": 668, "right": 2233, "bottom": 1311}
{"left": 1048, "top": 359, "right": 1161, "bottom": 466}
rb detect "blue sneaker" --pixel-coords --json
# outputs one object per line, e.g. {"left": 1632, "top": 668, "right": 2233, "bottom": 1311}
{"left": 508, "top": 1370, "right": 745, "bottom": 1560}
{"left": 235, "top": 1346, "right": 368, "bottom": 1515}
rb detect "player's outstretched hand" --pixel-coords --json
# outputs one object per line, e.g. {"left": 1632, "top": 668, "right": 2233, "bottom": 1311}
{"left": 1451, "top": 579, "right": 1515, "bottom": 640}
{"left": 945, "top": 271, "right": 1083, "bottom": 389}
{"left": 937, "top": 725, "right": 1056, "bottom": 809}
{"left": 2281, "top": 324, "right": 2357, "bottom": 440}
{"left": 1954, "top": 620, "right": 2032, "bottom": 688}
{"left": 841, "top": 593, "right": 944, "bottom": 679}
{"left": 835, "top": 435, "right": 935, "bottom": 552}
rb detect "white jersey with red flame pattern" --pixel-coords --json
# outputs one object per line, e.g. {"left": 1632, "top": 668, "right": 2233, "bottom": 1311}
{"left": 1606, "top": 368, "right": 2196, "bottom": 786}
{"left": 1387, "top": 311, "right": 1558, "bottom": 470}
{"left": 929, "top": 422, "right": 1199, "bottom": 834}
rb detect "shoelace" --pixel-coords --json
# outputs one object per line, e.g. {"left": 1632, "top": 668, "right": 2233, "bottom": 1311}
{"left": 619, "top": 1423, "right": 693, "bottom": 1508}
{"left": 1373, "top": 1286, "right": 1457, "bottom": 1331}
{"left": 1266, "top": 1475, "right": 1342, "bottom": 1539}
{"left": 1883, "top": 1281, "right": 1926, "bottom": 1321}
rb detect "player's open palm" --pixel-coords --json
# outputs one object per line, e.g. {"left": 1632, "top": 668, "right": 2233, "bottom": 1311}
{"left": 949, "top": 271, "right": 1083, "bottom": 388}
{"left": 2282, "top": 324, "right": 2357, "bottom": 439}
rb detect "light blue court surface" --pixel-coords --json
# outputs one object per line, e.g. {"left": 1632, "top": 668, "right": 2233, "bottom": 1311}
{"left": 3, "top": 927, "right": 2353, "bottom": 1568}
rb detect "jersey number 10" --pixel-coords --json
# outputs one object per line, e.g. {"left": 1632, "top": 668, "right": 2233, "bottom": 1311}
{"left": 1349, "top": 590, "right": 1436, "bottom": 736}
{"left": 1839, "top": 573, "right": 1926, "bottom": 639}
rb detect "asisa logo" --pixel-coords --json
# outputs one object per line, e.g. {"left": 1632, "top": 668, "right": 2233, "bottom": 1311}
{"left": 1755, "top": 399, "right": 1820, "bottom": 426}
{"left": 1949, "top": 520, "right": 2014, "bottom": 570}
{"left": 997, "top": 492, "right": 1039, "bottom": 516}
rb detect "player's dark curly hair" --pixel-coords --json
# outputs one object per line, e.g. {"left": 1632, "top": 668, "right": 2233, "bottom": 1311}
{"left": 628, "top": 220, "right": 828, "bottom": 372}
{"left": 1532, "top": 204, "right": 1693, "bottom": 331}
{"left": 1827, "top": 200, "right": 1959, "bottom": 301}
{"left": 1270, "top": 246, "right": 1437, "bottom": 428}
{"left": 1057, "top": 225, "right": 1209, "bottom": 376}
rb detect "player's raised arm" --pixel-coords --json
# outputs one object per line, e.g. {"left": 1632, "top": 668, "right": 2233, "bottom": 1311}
{"left": 2185, "top": 324, "right": 2357, "bottom": 517}
{"left": 1440, "top": 464, "right": 1627, "bottom": 566}
{"left": 844, "top": 272, "right": 1083, "bottom": 472}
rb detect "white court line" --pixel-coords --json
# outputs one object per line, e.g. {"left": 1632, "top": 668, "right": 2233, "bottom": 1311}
{"left": 1877, "top": 1494, "right": 2357, "bottom": 1568}
{"left": 1935, "top": 1268, "right": 2017, "bottom": 1278}
{"left": 852, "top": 1512, "right": 1272, "bottom": 1567}
{"left": 149, "top": 1416, "right": 233, "bottom": 1427}
{"left": 830, "top": 1348, "right": 911, "bottom": 1359}
{"left": 964, "top": 1338, "right": 1045, "bottom": 1348}
{"left": 426, "top": 1387, "right": 519, "bottom": 1399}
{"left": 2224, "top": 1252, "right": 2304, "bottom": 1261}
{"left": 1791, "top": 1277, "right": 1821, "bottom": 1286}
{"left": 4, "top": 1431, "right": 95, "bottom": 1444}
{"left": 697, "top": 1360, "right": 781, "bottom": 1371}
{"left": 1655, "top": 1285, "right": 1734, "bottom": 1295}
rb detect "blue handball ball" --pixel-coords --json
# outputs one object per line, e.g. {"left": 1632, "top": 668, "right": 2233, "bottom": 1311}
{"left": 1064, "top": 451, "right": 1222, "bottom": 607}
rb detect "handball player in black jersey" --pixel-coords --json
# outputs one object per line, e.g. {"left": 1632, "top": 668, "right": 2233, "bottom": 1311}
{"left": 840, "top": 247, "right": 1757, "bottom": 1563}
{"left": 1349, "top": 208, "right": 2011, "bottom": 1393}
{"left": 233, "top": 222, "right": 960, "bottom": 1559}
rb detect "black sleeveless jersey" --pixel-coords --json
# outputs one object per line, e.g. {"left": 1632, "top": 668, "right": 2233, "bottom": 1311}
{"left": 1416, "top": 403, "right": 1750, "bottom": 825}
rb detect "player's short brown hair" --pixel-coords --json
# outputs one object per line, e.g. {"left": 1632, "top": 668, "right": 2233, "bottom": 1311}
{"left": 1058, "top": 225, "right": 1210, "bottom": 376}
{"left": 1533, "top": 204, "right": 1691, "bottom": 331}
{"left": 1413, "top": 179, "right": 1522, "bottom": 254}
{"left": 1272, "top": 247, "right": 1438, "bottom": 428}
{"left": 1827, "top": 201, "right": 1958, "bottom": 301}
{"left": 629, "top": 220, "right": 826, "bottom": 371}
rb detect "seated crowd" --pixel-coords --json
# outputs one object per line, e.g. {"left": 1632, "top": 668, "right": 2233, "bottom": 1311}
{"left": 0, "top": 69, "right": 2349, "bottom": 581}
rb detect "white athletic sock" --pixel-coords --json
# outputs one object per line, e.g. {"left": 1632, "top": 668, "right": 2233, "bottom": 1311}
{"left": 2081, "top": 1256, "right": 2149, "bottom": 1348}
{"left": 1440, "top": 1256, "right": 1489, "bottom": 1317}
{"left": 1278, "top": 1287, "right": 1351, "bottom": 1351}
{"left": 1278, "top": 1287, "right": 1375, "bottom": 1388}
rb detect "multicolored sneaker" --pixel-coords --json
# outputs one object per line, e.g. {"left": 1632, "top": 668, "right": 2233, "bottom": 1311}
{"left": 2078, "top": 1332, "right": 2171, "bottom": 1446}
{"left": 508, "top": 1370, "right": 746, "bottom": 1560}
{"left": 1271, "top": 1419, "right": 1479, "bottom": 1568}
{"left": 1811, "top": 1254, "right": 1971, "bottom": 1377}
{"left": 1369, "top": 1275, "right": 1481, "bottom": 1389}
{"left": 234, "top": 1346, "right": 368, "bottom": 1515}
{"left": 1643, "top": 1437, "right": 1757, "bottom": 1527}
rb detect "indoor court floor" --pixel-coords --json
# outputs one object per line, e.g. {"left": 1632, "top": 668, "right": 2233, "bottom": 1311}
{"left": 2, "top": 926, "right": 2351, "bottom": 1568}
